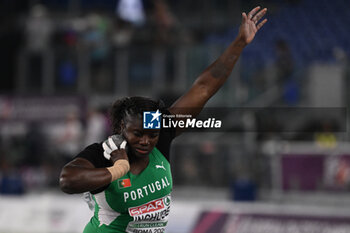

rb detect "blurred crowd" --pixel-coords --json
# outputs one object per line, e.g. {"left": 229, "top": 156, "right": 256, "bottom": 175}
{"left": 0, "top": 104, "right": 110, "bottom": 194}
{"left": 1, "top": 0, "right": 350, "bottom": 197}
{"left": 0, "top": 0, "right": 192, "bottom": 94}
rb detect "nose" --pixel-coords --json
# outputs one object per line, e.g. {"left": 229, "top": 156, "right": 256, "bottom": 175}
{"left": 139, "top": 135, "right": 150, "bottom": 146}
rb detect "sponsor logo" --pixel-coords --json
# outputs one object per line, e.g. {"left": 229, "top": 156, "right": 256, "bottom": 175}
{"left": 128, "top": 222, "right": 167, "bottom": 228}
{"left": 128, "top": 195, "right": 171, "bottom": 222}
{"left": 163, "top": 196, "right": 170, "bottom": 206}
{"left": 143, "top": 110, "right": 162, "bottom": 129}
{"left": 129, "top": 198, "right": 165, "bottom": 216}
{"left": 155, "top": 162, "right": 166, "bottom": 171}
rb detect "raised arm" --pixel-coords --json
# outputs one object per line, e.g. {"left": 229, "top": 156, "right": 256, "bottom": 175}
{"left": 168, "top": 7, "right": 267, "bottom": 121}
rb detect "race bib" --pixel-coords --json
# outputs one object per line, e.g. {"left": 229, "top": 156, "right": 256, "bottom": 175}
{"left": 126, "top": 195, "right": 171, "bottom": 233}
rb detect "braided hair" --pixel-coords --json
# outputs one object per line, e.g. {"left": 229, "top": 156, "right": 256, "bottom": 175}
{"left": 110, "top": 96, "right": 165, "bottom": 134}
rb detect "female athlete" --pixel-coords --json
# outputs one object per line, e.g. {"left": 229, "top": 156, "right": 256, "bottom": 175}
{"left": 59, "top": 7, "right": 267, "bottom": 233}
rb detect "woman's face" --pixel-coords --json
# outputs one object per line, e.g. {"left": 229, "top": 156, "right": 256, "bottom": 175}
{"left": 121, "top": 115, "right": 160, "bottom": 158}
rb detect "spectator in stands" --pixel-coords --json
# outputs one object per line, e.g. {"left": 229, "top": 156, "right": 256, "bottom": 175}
{"left": 81, "top": 13, "right": 112, "bottom": 93}
{"left": 56, "top": 110, "right": 83, "bottom": 163}
{"left": 274, "top": 39, "right": 298, "bottom": 105}
{"left": 84, "top": 108, "right": 108, "bottom": 146}
{"left": 23, "top": 121, "right": 46, "bottom": 166}
{"left": 24, "top": 4, "right": 53, "bottom": 89}
{"left": 25, "top": 4, "right": 53, "bottom": 53}
{"left": 115, "top": 0, "right": 185, "bottom": 45}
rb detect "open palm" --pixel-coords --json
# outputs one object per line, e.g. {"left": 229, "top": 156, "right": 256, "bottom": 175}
{"left": 238, "top": 7, "right": 267, "bottom": 45}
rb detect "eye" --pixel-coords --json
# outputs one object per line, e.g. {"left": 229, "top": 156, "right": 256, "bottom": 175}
{"left": 149, "top": 133, "right": 159, "bottom": 138}
{"left": 133, "top": 131, "right": 142, "bottom": 137}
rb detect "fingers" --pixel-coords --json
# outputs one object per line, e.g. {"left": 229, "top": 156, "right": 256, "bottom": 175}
{"left": 120, "top": 140, "right": 127, "bottom": 150}
{"left": 104, "top": 151, "right": 111, "bottom": 160}
{"left": 242, "top": 12, "right": 247, "bottom": 23}
{"left": 103, "top": 136, "right": 127, "bottom": 160}
{"left": 247, "top": 6, "right": 261, "bottom": 20}
{"left": 102, "top": 141, "right": 112, "bottom": 154}
{"left": 252, "top": 8, "right": 267, "bottom": 23}
{"left": 257, "top": 18, "right": 268, "bottom": 30}
{"left": 108, "top": 137, "right": 118, "bottom": 151}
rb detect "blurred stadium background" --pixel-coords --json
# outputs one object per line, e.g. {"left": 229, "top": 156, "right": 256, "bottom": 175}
{"left": 1, "top": 0, "right": 350, "bottom": 232}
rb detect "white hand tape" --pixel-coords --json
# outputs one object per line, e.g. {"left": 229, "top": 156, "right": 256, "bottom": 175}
{"left": 102, "top": 142, "right": 112, "bottom": 154}
{"left": 120, "top": 140, "right": 127, "bottom": 150}
{"left": 108, "top": 137, "right": 118, "bottom": 151}
{"left": 104, "top": 151, "right": 111, "bottom": 160}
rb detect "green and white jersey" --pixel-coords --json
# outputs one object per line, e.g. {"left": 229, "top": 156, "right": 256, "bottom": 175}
{"left": 89, "top": 148, "right": 172, "bottom": 233}
{"left": 76, "top": 128, "right": 176, "bottom": 233}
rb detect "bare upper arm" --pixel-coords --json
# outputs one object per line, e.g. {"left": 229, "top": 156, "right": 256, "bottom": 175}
{"left": 168, "top": 83, "right": 210, "bottom": 117}
{"left": 59, "top": 157, "right": 110, "bottom": 194}
{"left": 167, "top": 83, "right": 212, "bottom": 136}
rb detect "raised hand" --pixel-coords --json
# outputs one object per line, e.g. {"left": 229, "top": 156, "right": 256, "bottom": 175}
{"left": 238, "top": 6, "right": 267, "bottom": 45}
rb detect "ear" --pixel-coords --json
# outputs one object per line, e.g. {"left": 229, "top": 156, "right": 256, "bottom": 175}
{"left": 120, "top": 119, "right": 126, "bottom": 135}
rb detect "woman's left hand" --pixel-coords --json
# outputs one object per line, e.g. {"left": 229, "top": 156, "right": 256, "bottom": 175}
{"left": 238, "top": 6, "right": 268, "bottom": 46}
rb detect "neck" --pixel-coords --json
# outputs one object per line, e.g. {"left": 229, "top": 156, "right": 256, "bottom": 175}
{"left": 128, "top": 151, "right": 150, "bottom": 165}
{"left": 128, "top": 152, "right": 150, "bottom": 175}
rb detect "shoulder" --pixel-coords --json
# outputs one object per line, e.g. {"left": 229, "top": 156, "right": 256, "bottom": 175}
{"left": 76, "top": 143, "right": 103, "bottom": 158}
{"left": 75, "top": 143, "right": 111, "bottom": 168}
{"left": 84, "top": 143, "right": 103, "bottom": 152}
